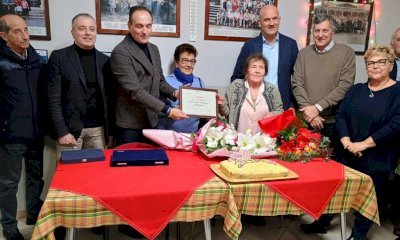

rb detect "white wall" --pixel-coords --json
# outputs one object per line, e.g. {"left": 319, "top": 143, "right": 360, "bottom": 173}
{"left": 16, "top": 0, "right": 400, "bottom": 210}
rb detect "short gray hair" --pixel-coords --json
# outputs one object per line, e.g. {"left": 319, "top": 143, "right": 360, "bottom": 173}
{"left": 71, "top": 13, "right": 95, "bottom": 28}
{"left": 313, "top": 14, "right": 336, "bottom": 31}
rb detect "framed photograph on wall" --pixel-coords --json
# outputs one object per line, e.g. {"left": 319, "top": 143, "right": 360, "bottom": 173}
{"left": 0, "top": 0, "right": 51, "bottom": 40}
{"left": 306, "top": 0, "right": 374, "bottom": 54}
{"left": 96, "top": 0, "right": 180, "bottom": 37}
{"left": 35, "top": 49, "right": 48, "bottom": 65}
{"left": 204, "top": 0, "right": 278, "bottom": 42}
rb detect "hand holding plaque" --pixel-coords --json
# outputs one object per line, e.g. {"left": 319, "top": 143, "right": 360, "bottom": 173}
{"left": 179, "top": 87, "right": 218, "bottom": 118}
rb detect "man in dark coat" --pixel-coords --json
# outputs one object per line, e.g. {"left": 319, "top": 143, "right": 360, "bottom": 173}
{"left": 47, "top": 13, "right": 115, "bottom": 158}
{"left": 111, "top": 6, "right": 186, "bottom": 146}
{"left": 0, "top": 14, "right": 44, "bottom": 240}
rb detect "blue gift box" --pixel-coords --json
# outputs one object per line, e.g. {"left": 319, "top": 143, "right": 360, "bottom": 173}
{"left": 60, "top": 149, "right": 105, "bottom": 164}
{"left": 111, "top": 149, "right": 169, "bottom": 167}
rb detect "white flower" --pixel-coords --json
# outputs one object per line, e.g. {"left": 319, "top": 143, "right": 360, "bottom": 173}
{"left": 245, "top": 128, "right": 253, "bottom": 136}
{"left": 223, "top": 128, "right": 237, "bottom": 146}
{"left": 252, "top": 133, "right": 268, "bottom": 154}
{"left": 261, "top": 133, "right": 277, "bottom": 150}
{"left": 205, "top": 126, "right": 224, "bottom": 148}
{"left": 237, "top": 133, "right": 255, "bottom": 151}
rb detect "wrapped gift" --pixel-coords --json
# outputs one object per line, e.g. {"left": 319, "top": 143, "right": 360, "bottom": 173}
{"left": 111, "top": 149, "right": 169, "bottom": 167}
{"left": 60, "top": 149, "right": 105, "bottom": 164}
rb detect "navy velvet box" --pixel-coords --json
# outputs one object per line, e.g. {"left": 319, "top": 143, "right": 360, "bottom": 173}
{"left": 60, "top": 149, "right": 105, "bottom": 164}
{"left": 111, "top": 149, "right": 169, "bottom": 167}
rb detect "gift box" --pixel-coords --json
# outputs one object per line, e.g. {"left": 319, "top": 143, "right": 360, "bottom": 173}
{"left": 111, "top": 149, "right": 169, "bottom": 167}
{"left": 60, "top": 149, "right": 105, "bottom": 164}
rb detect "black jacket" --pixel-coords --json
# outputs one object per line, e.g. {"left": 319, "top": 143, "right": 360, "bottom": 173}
{"left": 0, "top": 42, "right": 43, "bottom": 143}
{"left": 46, "top": 45, "right": 115, "bottom": 141}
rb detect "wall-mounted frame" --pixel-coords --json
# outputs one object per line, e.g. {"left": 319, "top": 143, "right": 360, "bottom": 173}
{"left": 96, "top": 0, "right": 180, "bottom": 37}
{"left": 204, "top": 0, "right": 278, "bottom": 42}
{"left": 0, "top": 0, "right": 51, "bottom": 40}
{"left": 306, "top": 0, "right": 374, "bottom": 54}
{"left": 35, "top": 49, "right": 48, "bottom": 65}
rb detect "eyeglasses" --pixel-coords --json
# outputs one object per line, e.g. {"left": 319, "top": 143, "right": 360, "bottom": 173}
{"left": 179, "top": 58, "right": 197, "bottom": 65}
{"left": 365, "top": 59, "right": 390, "bottom": 68}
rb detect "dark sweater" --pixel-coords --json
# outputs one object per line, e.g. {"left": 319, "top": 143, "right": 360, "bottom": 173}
{"left": 74, "top": 44, "right": 103, "bottom": 128}
{"left": 336, "top": 82, "right": 400, "bottom": 173}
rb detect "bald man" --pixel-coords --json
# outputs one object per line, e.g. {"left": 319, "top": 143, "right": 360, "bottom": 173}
{"left": 231, "top": 4, "right": 299, "bottom": 109}
{"left": 0, "top": 14, "right": 44, "bottom": 240}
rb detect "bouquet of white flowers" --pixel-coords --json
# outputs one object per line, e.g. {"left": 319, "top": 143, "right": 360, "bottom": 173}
{"left": 193, "top": 117, "right": 277, "bottom": 159}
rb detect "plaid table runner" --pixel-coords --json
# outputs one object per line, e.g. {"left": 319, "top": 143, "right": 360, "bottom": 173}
{"left": 32, "top": 167, "right": 378, "bottom": 240}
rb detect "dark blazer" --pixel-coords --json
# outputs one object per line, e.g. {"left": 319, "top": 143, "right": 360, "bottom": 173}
{"left": 46, "top": 45, "right": 114, "bottom": 141}
{"left": 390, "top": 61, "right": 397, "bottom": 80}
{"left": 231, "top": 33, "right": 299, "bottom": 109}
{"left": 110, "top": 34, "right": 175, "bottom": 129}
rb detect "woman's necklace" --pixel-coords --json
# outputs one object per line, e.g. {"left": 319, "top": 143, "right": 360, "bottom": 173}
{"left": 369, "top": 88, "right": 374, "bottom": 98}
{"left": 246, "top": 98, "right": 258, "bottom": 112}
{"left": 368, "top": 79, "right": 391, "bottom": 98}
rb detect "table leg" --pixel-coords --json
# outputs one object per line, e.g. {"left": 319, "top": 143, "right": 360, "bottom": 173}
{"left": 203, "top": 219, "right": 212, "bottom": 240}
{"left": 340, "top": 212, "right": 346, "bottom": 240}
{"left": 66, "top": 228, "right": 76, "bottom": 240}
{"left": 165, "top": 224, "right": 169, "bottom": 240}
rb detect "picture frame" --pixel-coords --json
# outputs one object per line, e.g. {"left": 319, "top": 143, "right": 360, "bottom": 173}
{"left": 95, "top": 0, "right": 180, "bottom": 37}
{"left": 35, "top": 49, "right": 48, "bottom": 65}
{"left": 204, "top": 0, "right": 278, "bottom": 42}
{"left": 0, "top": 0, "right": 51, "bottom": 40}
{"left": 306, "top": 0, "right": 374, "bottom": 54}
{"left": 179, "top": 87, "right": 218, "bottom": 118}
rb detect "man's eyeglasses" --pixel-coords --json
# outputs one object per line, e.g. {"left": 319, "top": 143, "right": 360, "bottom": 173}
{"left": 179, "top": 58, "right": 197, "bottom": 65}
{"left": 365, "top": 59, "right": 390, "bottom": 68}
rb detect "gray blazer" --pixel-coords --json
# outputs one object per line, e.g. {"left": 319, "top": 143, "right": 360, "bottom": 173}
{"left": 111, "top": 34, "right": 175, "bottom": 129}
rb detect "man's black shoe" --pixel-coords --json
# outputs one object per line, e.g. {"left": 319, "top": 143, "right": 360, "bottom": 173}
{"left": 6, "top": 231, "right": 24, "bottom": 240}
{"left": 118, "top": 225, "right": 144, "bottom": 238}
{"left": 90, "top": 226, "right": 105, "bottom": 235}
{"left": 300, "top": 222, "right": 327, "bottom": 234}
{"left": 26, "top": 217, "right": 37, "bottom": 225}
{"left": 241, "top": 214, "right": 266, "bottom": 226}
{"left": 346, "top": 233, "right": 367, "bottom": 240}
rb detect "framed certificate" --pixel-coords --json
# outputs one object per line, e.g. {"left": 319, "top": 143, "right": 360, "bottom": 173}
{"left": 180, "top": 87, "right": 218, "bottom": 118}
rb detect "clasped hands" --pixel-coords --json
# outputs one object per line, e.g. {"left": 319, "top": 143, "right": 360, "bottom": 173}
{"left": 340, "top": 136, "right": 375, "bottom": 157}
{"left": 300, "top": 105, "right": 325, "bottom": 130}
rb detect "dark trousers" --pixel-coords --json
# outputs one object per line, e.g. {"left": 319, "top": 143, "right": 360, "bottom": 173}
{"left": 115, "top": 127, "right": 152, "bottom": 146}
{"left": 0, "top": 141, "right": 44, "bottom": 237}
{"left": 316, "top": 156, "right": 391, "bottom": 237}
{"left": 319, "top": 123, "right": 344, "bottom": 163}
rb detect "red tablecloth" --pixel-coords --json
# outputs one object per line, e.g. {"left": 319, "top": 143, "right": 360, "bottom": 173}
{"left": 266, "top": 158, "right": 344, "bottom": 219}
{"left": 50, "top": 150, "right": 216, "bottom": 240}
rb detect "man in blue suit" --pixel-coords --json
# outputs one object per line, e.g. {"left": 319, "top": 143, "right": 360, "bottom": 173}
{"left": 390, "top": 27, "right": 399, "bottom": 81}
{"left": 231, "top": 4, "right": 298, "bottom": 110}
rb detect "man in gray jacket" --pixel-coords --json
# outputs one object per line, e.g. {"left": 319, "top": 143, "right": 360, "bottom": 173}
{"left": 111, "top": 6, "right": 187, "bottom": 146}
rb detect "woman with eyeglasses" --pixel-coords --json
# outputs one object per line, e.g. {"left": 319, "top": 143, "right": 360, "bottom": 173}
{"left": 157, "top": 43, "right": 205, "bottom": 133}
{"left": 335, "top": 45, "right": 400, "bottom": 240}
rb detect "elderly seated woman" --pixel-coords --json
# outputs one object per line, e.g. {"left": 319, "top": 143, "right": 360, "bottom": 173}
{"left": 220, "top": 53, "right": 283, "bottom": 134}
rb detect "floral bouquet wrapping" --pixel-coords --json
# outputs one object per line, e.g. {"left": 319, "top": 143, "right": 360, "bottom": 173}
{"left": 194, "top": 117, "right": 277, "bottom": 159}
{"left": 143, "top": 129, "right": 193, "bottom": 151}
{"left": 258, "top": 108, "right": 333, "bottom": 163}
